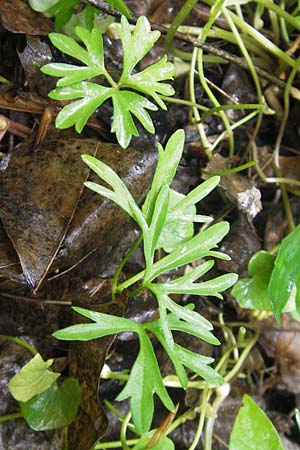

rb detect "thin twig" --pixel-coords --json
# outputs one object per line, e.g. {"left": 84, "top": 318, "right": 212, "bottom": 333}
{"left": 85, "top": 0, "right": 287, "bottom": 88}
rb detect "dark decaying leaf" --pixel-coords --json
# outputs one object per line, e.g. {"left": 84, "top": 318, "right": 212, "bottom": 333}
{"left": 0, "top": 0, "right": 53, "bottom": 35}
{"left": 52, "top": 141, "right": 157, "bottom": 279}
{"left": 0, "top": 131, "right": 157, "bottom": 290}
{"left": 0, "top": 221, "right": 22, "bottom": 283}
{"left": 0, "top": 131, "right": 98, "bottom": 290}
{"left": 18, "top": 36, "right": 54, "bottom": 97}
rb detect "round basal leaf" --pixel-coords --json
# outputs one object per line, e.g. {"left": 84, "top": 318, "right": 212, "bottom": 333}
{"left": 21, "top": 378, "right": 81, "bottom": 431}
{"left": 8, "top": 353, "right": 60, "bottom": 402}
{"left": 229, "top": 394, "right": 284, "bottom": 450}
{"left": 232, "top": 251, "right": 275, "bottom": 311}
{"left": 157, "top": 190, "right": 195, "bottom": 253}
{"left": 269, "top": 225, "right": 300, "bottom": 320}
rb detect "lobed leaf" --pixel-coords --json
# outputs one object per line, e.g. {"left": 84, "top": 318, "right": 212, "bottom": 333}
{"left": 121, "top": 56, "right": 175, "bottom": 109}
{"left": 119, "top": 16, "right": 161, "bottom": 76}
{"left": 8, "top": 354, "right": 60, "bottom": 403}
{"left": 143, "top": 130, "right": 185, "bottom": 221}
{"left": 160, "top": 272, "right": 238, "bottom": 298}
{"left": 147, "top": 221, "right": 231, "bottom": 281}
{"left": 174, "top": 345, "right": 224, "bottom": 386}
{"left": 49, "top": 82, "right": 112, "bottom": 132}
{"left": 117, "top": 330, "right": 174, "bottom": 433}
{"left": 53, "top": 306, "right": 140, "bottom": 341}
{"left": 111, "top": 90, "right": 157, "bottom": 149}
{"left": 82, "top": 153, "right": 147, "bottom": 229}
{"left": 42, "top": 27, "right": 106, "bottom": 83}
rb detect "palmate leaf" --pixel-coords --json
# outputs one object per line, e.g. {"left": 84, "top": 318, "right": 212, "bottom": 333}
{"left": 49, "top": 82, "right": 112, "bottom": 132}
{"left": 117, "top": 329, "right": 174, "bottom": 434}
{"left": 111, "top": 90, "right": 157, "bottom": 149}
{"left": 121, "top": 55, "right": 175, "bottom": 109}
{"left": 42, "top": 27, "right": 106, "bottom": 85}
{"left": 41, "top": 16, "right": 175, "bottom": 147}
{"left": 118, "top": 17, "right": 175, "bottom": 107}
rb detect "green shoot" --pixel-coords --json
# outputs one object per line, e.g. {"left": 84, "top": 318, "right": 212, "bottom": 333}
{"left": 53, "top": 130, "right": 238, "bottom": 433}
{"left": 41, "top": 16, "right": 175, "bottom": 147}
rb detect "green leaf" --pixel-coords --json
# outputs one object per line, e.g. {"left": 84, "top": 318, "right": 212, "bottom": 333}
{"left": 143, "top": 130, "right": 185, "bottom": 220}
{"left": 28, "top": 0, "right": 58, "bottom": 12}
{"left": 166, "top": 304, "right": 221, "bottom": 346}
{"left": 133, "top": 434, "right": 174, "bottom": 450}
{"left": 108, "top": 0, "right": 132, "bottom": 18}
{"left": 42, "top": 27, "right": 106, "bottom": 84}
{"left": 147, "top": 222, "right": 231, "bottom": 280}
{"left": 119, "top": 16, "right": 161, "bottom": 76}
{"left": 21, "top": 378, "right": 81, "bottom": 431}
{"left": 160, "top": 272, "right": 238, "bottom": 298}
{"left": 269, "top": 225, "right": 300, "bottom": 321}
{"left": 82, "top": 154, "right": 146, "bottom": 229}
{"left": 50, "top": 82, "right": 112, "bottom": 132}
{"left": 48, "top": 0, "right": 80, "bottom": 28}
{"left": 118, "top": 17, "right": 175, "bottom": 107}
{"left": 148, "top": 319, "right": 188, "bottom": 388}
{"left": 53, "top": 306, "right": 140, "bottom": 341}
{"left": 232, "top": 251, "right": 275, "bottom": 311}
{"left": 121, "top": 55, "right": 175, "bottom": 109}
{"left": 8, "top": 354, "right": 60, "bottom": 402}
{"left": 229, "top": 394, "right": 284, "bottom": 450}
{"left": 42, "top": 17, "right": 175, "bottom": 147}
{"left": 146, "top": 185, "right": 170, "bottom": 260}
{"left": 157, "top": 190, "right": 195, "bottom": 253}
{"left": 117, "top": 330, "right": 174, "bottom": 434}
{"left": 174, "top": 344, "right": 224, "bottom": 386}
{"left": 111, "top": 90, "right": 157, "bottom": 149}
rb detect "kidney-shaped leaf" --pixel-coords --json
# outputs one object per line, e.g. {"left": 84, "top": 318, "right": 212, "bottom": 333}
{"left": 20, "top": 378, "right": 81, "bottom": 431}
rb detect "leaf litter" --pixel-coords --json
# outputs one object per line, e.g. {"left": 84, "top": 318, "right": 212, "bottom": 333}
{"left": 0, "top": 1, "right": 300, "bottom": 449}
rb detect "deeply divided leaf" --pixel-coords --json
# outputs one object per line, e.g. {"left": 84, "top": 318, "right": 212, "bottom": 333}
{"left": 117, "top": 330, "right": 174, "bottom": 433}
{"left": 42, "top": 16, "right": 175, "bottom": 147}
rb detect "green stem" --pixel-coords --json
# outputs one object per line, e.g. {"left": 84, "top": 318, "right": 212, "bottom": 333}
{"left": 0, "top": 412, "right": 23, "bottom": 423}
{"left": 187, "top": 388, "right": 212, "bottom": 450}
{"left": 203, "top": 160, "right": 256, "bottom": 176}
{"left": 165, "top": 0, "right": 199, "bottom": 59}
{"left": 112, "top": 234, "right": 143, "bottom": 299}
{"left": 120, "top": 411, "right": 132, "bottom": 450}
{"left": 94, "top": 439, "right": 140, "bottom": 449}
{"left": 204, "top": 383, "right": 230, "bottom": 450}
{"left": 0, "top": 335, "right": 37, "bottom": 356}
